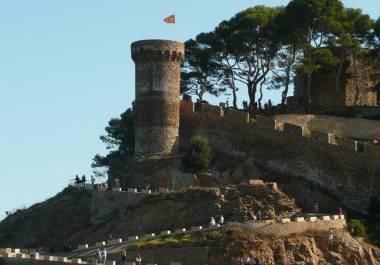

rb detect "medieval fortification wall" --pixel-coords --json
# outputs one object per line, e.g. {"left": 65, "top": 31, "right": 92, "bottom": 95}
{"left": 179, "top": 99, "right": 380, "bottom": 212}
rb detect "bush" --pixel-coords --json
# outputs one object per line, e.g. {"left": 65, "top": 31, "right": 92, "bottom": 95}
{"left": 347, "top": 219, "right": 366, "bottom": 237}
{"left": 311, "top": 124, "right": 323, "bottom": 132}
{"left": 249, "top": 117, "right": 257, "bottom": 125}
{"left": 182, "top": 136, "right": 213, "bottom": 172}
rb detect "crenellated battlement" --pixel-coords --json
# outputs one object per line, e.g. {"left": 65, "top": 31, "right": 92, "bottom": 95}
{"left": 180, "top": 99, "right": 380, "bottom": 161}
{"left": 131, "top": 40, "right": 184, "bottom": 63}
{"left": 179, "top": 99, "right": 379, "bottom": 211}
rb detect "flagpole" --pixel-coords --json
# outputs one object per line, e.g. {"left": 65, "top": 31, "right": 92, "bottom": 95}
{"left": 173, "top": 12, "right": 176, "bottom": 41}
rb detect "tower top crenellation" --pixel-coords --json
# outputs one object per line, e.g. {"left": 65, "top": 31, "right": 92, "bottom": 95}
{"left": 131, "top": 39, "right": 184, "bottom": 63}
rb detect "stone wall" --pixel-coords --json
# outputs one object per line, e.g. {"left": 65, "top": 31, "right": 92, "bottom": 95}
{"left": 180, "top": 100, "right": 380, "bottom": 212}
{"left": 293, "top": 53, "right": 379, "bottom": 107}
{"left": 0, "top": 259, "right": 70, "bottom": 265}
{"left": 249, "top": 219, "right": 345, "bottom": 237}
{"left": 274, "top": 114, "right": 380, "bottom": 140}
{"left": 109, "top": 246, "right": 209, "bottom": 265}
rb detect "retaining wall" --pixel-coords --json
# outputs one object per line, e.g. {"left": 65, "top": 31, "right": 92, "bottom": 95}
{"left": 110, "top": 246, "right": 208, "bottom": 265}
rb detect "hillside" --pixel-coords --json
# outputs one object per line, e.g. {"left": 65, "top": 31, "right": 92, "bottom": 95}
{"left": 117, "top": 227, "right": 380, "bottom": 265}
{"left": 0, "top": 183, "right": 297, "bottom": 252}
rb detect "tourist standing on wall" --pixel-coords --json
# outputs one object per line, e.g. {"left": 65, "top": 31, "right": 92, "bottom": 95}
{"left": 313, "top": 203, "right": 320, "bottom": 215}
{"left": 122, "top": 249, "right": 127, "bottom": 265}
{"left": 81, "top": 175, "right": 86, "bottom": 187}
{"left": 74, "top": 175, "right": 80, "bottom": 186}
{"left": 219, "top": 215, "right": 224, "bottom": 225}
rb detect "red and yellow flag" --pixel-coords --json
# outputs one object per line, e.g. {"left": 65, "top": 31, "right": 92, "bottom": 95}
{"left": 163, "top": 14, "right": 176, "bottom": 24}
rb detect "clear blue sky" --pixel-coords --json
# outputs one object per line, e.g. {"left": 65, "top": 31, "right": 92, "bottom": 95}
{"left": 0, "top": 0, "right": 379, "bottom": 221}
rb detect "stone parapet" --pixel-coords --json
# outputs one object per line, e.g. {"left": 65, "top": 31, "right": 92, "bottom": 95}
{"left": 335, "top": 136, "right": 358, "bottom": 152}
{"left": 131, "top": 40, "right": 184, "bottom": 63}
{"left": 283, "top": 123, "right": 304, "bottom": 137}
{"left": 224, "top": 109, "right": 250, "bottom": 124}
{"left": 310, "top": 130, "right": 329, "bottom": 143}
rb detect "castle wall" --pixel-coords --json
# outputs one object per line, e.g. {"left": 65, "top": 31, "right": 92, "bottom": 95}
{"left": 180, "top": 100, "right": 380, "bottom": 212}
{"left": 345, "top": 55, "right": 379, "bottom": 106}
{"left": 109, "top": 246, "right": 209, "bottom": 265}
{"left": 274, "top": 114, "right": 380, "bottom": 140}
{"left": 131, "top": 40, "right": 184, "bottom": 156}
{"left": 293, "top": 54, "right": 379, "bottom": 108}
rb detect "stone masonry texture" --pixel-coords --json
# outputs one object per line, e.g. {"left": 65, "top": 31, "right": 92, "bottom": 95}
{"left": 179, "top": 101, "right": 380, "bottom": 212}
{"left": 131, "top": 39, "right": 184, "bottom": 156}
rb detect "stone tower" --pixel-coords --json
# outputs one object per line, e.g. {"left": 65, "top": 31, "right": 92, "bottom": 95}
{"left": 131, "top": 39, "right": 185, "bottom": 156}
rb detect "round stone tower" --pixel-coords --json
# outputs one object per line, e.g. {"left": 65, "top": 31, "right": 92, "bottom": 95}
{"left": 131, "top": 39, "right": 184, "bottom": 156}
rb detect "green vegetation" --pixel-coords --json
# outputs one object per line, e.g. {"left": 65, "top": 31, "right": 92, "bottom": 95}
{"left": 128, "top": 227, "right": 242, "bottom": 250}
{"left": 249, "top": 117, "right": 257, "bottom": 125}
{"left": 347, "top": 219, "right": 366, "bottom": 237}
{"left": 303, "top": 131, "right": 311, "bottom": 138}
{"left": 311, "top": 124, "right": 323, "bottom": 133}
{"left": 182, "top": 136, "right": 213, "bottom": 172}
{"left": 92, "top": 107, "right": 135, "bottom": 177}
{"left": 181, "top": 0, "right": 380, "bottom": 111}
{"left": 129, "top": 232, "right": 221, "bottom": 250}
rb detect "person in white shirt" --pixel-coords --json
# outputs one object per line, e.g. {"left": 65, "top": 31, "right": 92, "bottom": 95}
{"left": 102, "top": 247, "right": 107, "bottom": 265}
{"left": 242, "top": 256, "right": 251, "bottom": 265}
{"left": 210, "top": 217, "right": 216, "bottom": 226}
{"left": 219, "top": 215, "right": 224, "bottom": 225}
{"left": 96, "top": 248, "right": 102, "bottom": 264}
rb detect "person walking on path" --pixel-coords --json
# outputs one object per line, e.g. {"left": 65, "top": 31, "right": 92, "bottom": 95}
{"left": 101, "top": 247, "right": 107, "bottom": 265}
{"left": 219, "top": 215, "right": 224, "bottom": 225}
{"left": 136, "top": 254, "right": 142, "bottom": 265}
{"left": 96, "top": 248, "right": 102, "bottom": 264}
{"left": 122, "top": 249, "right": 127, "bottom": 265}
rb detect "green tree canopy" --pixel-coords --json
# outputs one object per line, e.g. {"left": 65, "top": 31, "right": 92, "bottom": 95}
{"left": 92, "top": 107, "right": 135, "bottom": 177}
{"left": 182, "top": 136, "right": 213, "bottom": 172}
{"left": 181, "top": 38, "right": 224, "bottom": 101}
{"left": 285, "top": 0, "right": 344, "bottom": 111}
{"left": 214, "top": 6, "right": 281, "bottom": 107}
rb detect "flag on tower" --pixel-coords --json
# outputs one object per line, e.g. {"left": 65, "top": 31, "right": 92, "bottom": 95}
{"left": 163, "top": 14, "right": 176, "bottom": 24}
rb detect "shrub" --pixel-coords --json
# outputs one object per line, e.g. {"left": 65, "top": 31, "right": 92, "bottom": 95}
{"left": 205, "top": 230, "right": 223, "bottom": 241}
{"left": 249, "top": 117, "right": 257, "bottom": 125}
{"left": 182, "top": 136, "right": 213, "bottom": 172}
{"left": 347, "top": 219, "right": 366, "bottom": 237}
{"left": 311, "top": 124, "right": 323, "bottom": 132}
